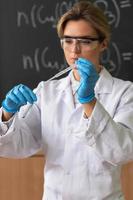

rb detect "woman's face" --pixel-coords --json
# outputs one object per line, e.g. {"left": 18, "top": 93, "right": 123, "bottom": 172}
{"left": 62, "top": 19, "right": 107, "bottom": 73}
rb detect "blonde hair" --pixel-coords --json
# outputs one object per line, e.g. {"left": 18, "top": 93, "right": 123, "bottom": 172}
{"left": 57, "top": 1, "right": 111, "bottom": 44}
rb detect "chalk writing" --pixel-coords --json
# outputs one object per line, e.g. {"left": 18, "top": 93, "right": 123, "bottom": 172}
{"left": 94, "top": 0, "right": 120, "bottom": 28}
{"left": 1, "top": 0, "right": 133, "bottom": 104}
{"left": 22, "top": 41, "right": 126, "bottom": 77}
{"left": 22, "top": 46, "right": 66, "bottom": 72}
{"left": 17, "top": 1, "right": 77, "bottom": 28}
{"left": 101, "top": 42, "right": 121, "bottom": 76}
{"left": 17, "top": 0, "right": 132, "bottom": 30}
{"left": 122, "top": 52, "right": 133, "bottom": 61}
{"left": 120, "top": 0, "right": 132, "bottom": 8}
{"left": 20, "top": 0, "right": 133, "bottom": 77}
{"left": 102, "top": 44, "right": 133, "bottom": 76}
{"left": 95, "top": 0, "right": 132, "bottom": 28}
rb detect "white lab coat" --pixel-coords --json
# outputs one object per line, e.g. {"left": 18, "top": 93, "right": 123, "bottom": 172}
{"left": 0, "top": 68, "right": 133, "bottom": 200}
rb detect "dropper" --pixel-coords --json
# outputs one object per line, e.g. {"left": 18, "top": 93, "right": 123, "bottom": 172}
{"left": 22, "top": 64, "right": 75, "bottom": 118}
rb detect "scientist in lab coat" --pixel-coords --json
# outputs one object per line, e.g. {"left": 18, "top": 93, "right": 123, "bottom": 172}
{"left": 0, "top": 1, "right": 133, "bottom": 200}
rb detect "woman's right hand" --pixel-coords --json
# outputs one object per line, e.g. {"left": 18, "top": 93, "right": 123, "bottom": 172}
{"left": 2, "top": 84, "right": 37, "bottom": 114}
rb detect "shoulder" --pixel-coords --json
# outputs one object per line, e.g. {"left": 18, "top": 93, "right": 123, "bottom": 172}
{"left": 113, "top": 74, "right": 133, "bottom": 85}
{"left": 97, "top": 68, "right": 133, "bottom": 106}
{"left": 99, "top": 67, "right": 133, "bottom": 93}
{"left": 113, "top": 77, "right": 133, "bottom": 103}
{"left": 113, "top": 76, "right": 133, "bottom": 93}
{"left": 104, "top": 68, "right": 133, "bottom": 104}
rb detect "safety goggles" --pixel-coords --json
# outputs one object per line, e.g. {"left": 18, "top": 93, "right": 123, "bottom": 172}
{"left": 60, "top": 36, "right": 103, "bottom": 52}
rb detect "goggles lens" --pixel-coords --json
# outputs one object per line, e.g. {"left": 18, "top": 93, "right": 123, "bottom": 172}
{"left": 60, "top": 36, "right": 101, "bottom": 52}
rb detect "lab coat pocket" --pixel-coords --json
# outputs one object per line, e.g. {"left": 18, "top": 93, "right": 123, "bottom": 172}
{"left": 88, "top": 149, "right": 117, "bottom": 175}
{"left": 72, "top": 135, "right": 117, "bottom": 175}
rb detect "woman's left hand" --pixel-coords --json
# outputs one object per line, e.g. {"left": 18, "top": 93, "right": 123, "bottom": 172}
{"left": 76, "top": 58, "right": 99, "bottom": 104}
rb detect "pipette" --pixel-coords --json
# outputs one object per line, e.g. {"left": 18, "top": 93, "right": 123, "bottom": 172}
{"left": 47, "top": 65, "right": 73, "bottom": 81}
{"left": 22, "top": 64, "right": 75, "bottom": 118}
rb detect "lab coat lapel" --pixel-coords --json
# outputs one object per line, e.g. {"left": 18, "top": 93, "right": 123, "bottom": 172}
{"left": 63, "top": 86, "right": 75, "bottom": 111}
{"left": 95, "top": 67, "right": 114, "bottom": 95}
{"left": 56, "top": 68, "right": 113, "bottom": 111}
{"left": 56, "top": 74, "right": 75, "bottom": 111}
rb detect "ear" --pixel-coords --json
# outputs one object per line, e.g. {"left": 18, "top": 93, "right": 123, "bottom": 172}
{"left": 100, "top": 39, "right": 108, "bottom": 52}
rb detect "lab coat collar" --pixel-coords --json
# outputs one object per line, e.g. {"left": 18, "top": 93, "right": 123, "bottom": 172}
{"left": 95, "top": 67, "right": 114, "bottom": 94}
{"left": 56, "top": 71, "right": 72, "bottom": 91}
{"left": 57, "top": 67, "right": 114, "bottom": 94}
{"left": 56, "top": 67, "right": 113, "bottom": 111}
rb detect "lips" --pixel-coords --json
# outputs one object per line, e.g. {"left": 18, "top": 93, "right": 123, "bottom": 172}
{"left": 70, "top": 57, "right": 78, "bottom": 63}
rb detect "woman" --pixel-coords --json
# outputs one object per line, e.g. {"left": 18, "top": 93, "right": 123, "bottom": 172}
{"left": 1, "top": 1, "right": 133, "bottom": 199}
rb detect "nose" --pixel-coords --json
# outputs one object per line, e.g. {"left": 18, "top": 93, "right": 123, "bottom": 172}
{"left": 70, "top": 40, "right": 81, "bottom": 53}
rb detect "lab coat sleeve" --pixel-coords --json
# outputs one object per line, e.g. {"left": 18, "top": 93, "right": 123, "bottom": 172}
{"left": 0, "top": 102, "right": 42, "bottom": 158}
{"left": 85, "top": 86, "right": 133, "bottom": 165}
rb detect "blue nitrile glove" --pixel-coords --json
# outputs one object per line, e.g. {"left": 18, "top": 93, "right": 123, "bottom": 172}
{"left": 2, "top": 84, "right": 37, "bottom": 113}
{"left": 76, "top": 58, "right": 99, "bottom": 104}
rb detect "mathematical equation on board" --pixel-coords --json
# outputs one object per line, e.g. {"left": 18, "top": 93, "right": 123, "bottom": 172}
{"left": 22, "top": 42, "right": 133, "bottom": 76}
{"left": 22, "top": 46, "right": 66, "bottom": 72}
{"left": 94, "top": 0, "right": 132, "bottom": 28}
{"left": 17, "top": 0, "right": 132, "bottom": 29}
{"left": 17, "top": 1, "right": 78, "bottom": 29}
{"left": 101, "top": 42, "right": 133, "bottom": 76}
{"left": 16, "top": 0, "right": 132, "bottom": 76}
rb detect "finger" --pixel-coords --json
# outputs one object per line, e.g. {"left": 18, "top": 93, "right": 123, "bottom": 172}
{"left": 13, "top": 85, "right": 27, "bottom": 104}
{"left": 77, "top": 65, "right": 89, "bottom": 80}
{"left": 19, "top": 85, "right": 37, "bottom": 104}
{"left": 77, "top": 57, "right": 93, "bottom": 66}
{"left": 76, "top": 58, "right": 95, "bottom": 74}
{"left": 6, "top": 89, "right": 21, "bottom": 104}
{"left": 76, "top": 61, "right": 91, "bottom": 75}
{"left": 23, "top": 86, "right": 37, "bottom": 101}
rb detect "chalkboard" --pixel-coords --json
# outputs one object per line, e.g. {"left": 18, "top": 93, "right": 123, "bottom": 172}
{"left": 0, "top": 0, "right": 133, "bottom": 102}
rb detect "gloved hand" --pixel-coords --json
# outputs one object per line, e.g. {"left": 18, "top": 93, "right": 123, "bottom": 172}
{"left": 2, "top": 84, "right": 37, "bottom": 113}
{"left": 76, "top": 58, "right": 99, "bottom": 104}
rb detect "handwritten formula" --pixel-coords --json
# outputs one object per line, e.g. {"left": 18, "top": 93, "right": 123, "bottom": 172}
{"left": 17, "top": 1, "right": 77, "bottom": 29}
{"left": 15, "top": 0, "right": 132, "bottom": 77}
{"left": 0, "top": 0, "right": 132, "bottom": 79}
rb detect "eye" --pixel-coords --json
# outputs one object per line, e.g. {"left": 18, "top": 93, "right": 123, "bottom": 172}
{"left": 79, "top": 39, "right": 92, "bottom": 45}
{"left": 64, "top": 38, "right": 73, "bottom": 44}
